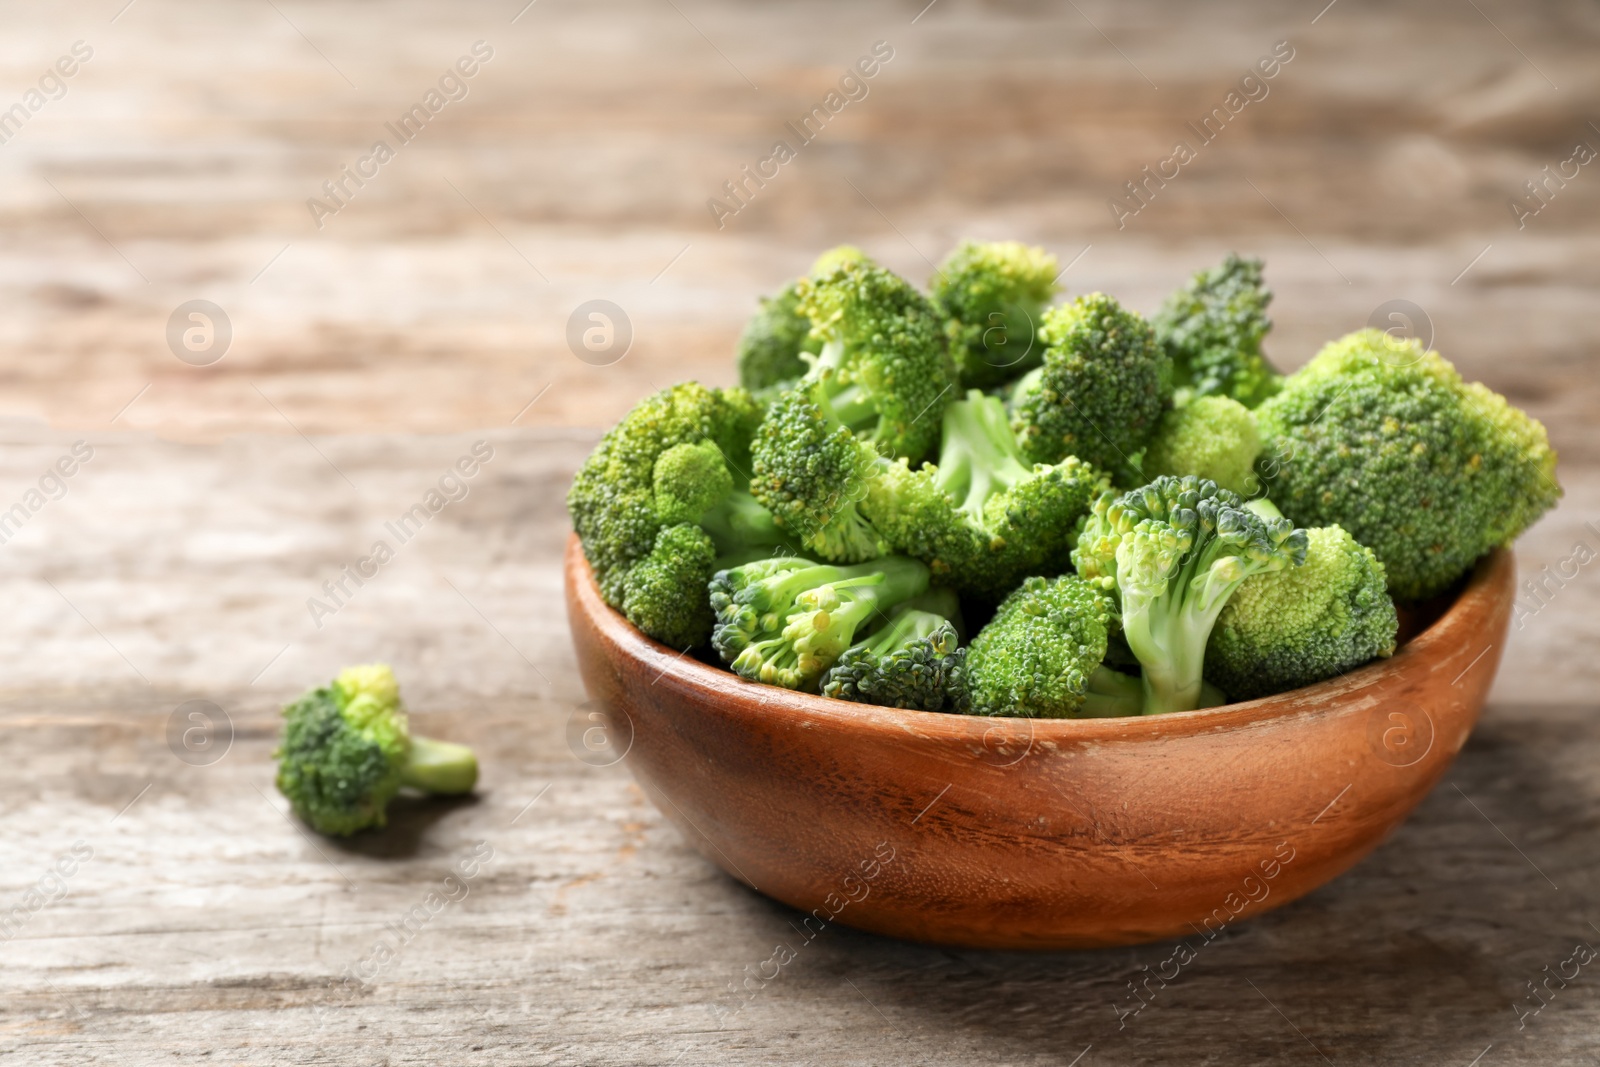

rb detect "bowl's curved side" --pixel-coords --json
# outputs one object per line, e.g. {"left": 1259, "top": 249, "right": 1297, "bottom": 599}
{"left": 565, "top": 537, "right": 1513, "bottom": 949}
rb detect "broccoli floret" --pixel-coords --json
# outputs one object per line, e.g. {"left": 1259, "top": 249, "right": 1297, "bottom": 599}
{"left": 568, "top": 381, "right": 763, "bottom": 598}
{"left": 1255, "top": 328, "right": 1562, "bottom": 601}
{"left": 619, "top": 523, "right": 721, "bottom": 650}
{"left": 736, "top": 282, "right": 820, "bottom": 393}
{"left": 1142, "top": 394, "right": 1262, "bottom": 497}
{"left": 652, "top": 440, "right": 734, "bottom": 523}
{"left": 275, "top": 664, "right": 477, "bottom": 836}
{"left": 1073, "top": 475, "right": 1307, "bottom": 715}
{"left": 862, "top": 390, "right": 1109, "bottom": 600}
{"left": 709, "top": 555, "right": 931, "bottom": 691}
{"left": 796, "top": 260, "right": 955, "bottom": 462}
{"left": 1010, "top": 293, "right": 1171, "bottom": 484}
{"left": 965, "top": 574, "right": 1124, "bottom": 718}
{"left": 821, "top": 590, "right": 969, "bottom": 712}
{"left": 1207, "top": 523, "right": 1398, "bottom": 700}
{"left": 1152, "top": 254, "right": 1282, "bottom": 407}
{"left": 930, "top": 240, "right": 1060, "bottom": 390}
{"left": 749, "top": 378, "right": 891, "bottom": 562}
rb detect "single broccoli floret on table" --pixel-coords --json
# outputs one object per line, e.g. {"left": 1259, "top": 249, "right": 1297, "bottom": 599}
{"left": 821, "top": 590, "right": 970, "bottom": 712}
{"left": 930, "top": 240, "right": 1060, "bottom": 390}
{"left": 862, "top": 390, "right": 1109, "bottom": 600}
{"left": 1010, "top": 293, "right": 1171, "bottom": 484}
{"left": 275, "top": 664, "right": 477, "bottom": 837}
{"left": 965, "top": 574, "right": 1135, "bottom": 718}
{"left": 1073, "top": 475, "right": 1307, "bottom": 715}
{"left": 1142, "top": 394, "right": 1262, "bottom": 497}
{"left": 1152, "top": 253, "right": 1282, "bottom": 407}
{"left": 795, "top": 260, "right": 956, "bottom": 462}
{"left": 1255, "top": 328, "right": 1561, "bottom": 601}
{"left": 568, "top": 381, "right": 764, "bottom": 603}
{"left": 709, "top": 554, "right": 931, "bottom": 691}
{"left": 1207, "top": 521, "right": 1398, "bottom": 700}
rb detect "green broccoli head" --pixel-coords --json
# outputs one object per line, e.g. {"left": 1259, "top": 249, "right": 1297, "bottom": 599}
{"left": 653, "top": 440, "right": 735, "bottom": 524}
{"left": 1152, "top": 253, "right": 1281, "bottom": 407}
{"left": 749, "top": 379, "right": 891, "bottom": 562}
{"left": 1010, "top": 293, "right": 1171, "bottom": 484}
{"left": 796, "top": 260, "right": 955, "bottom": 461}
{"left": 1143, "top": 394, "right": 1262, "bottom": 497}
{"left": 709, "top": 555, "right": 931, "bottom": 691}
{"left": 822, "top": 591, "right": 970, "bottom": 712}
{"left": 860, "top": 390, "right": 1108, "bottom": 601}
{"left": 1207, "top": 524, "right": 1398, "bottom": 700}
{"left": 1073, "top": 475, "right": 1308, "bottom": 714}
{"left": 966, "top": 574, "right": 1116, "bottom": 718}
{"left": 568, "top": 381, "right": 764, "bottom": 598}
{"left": 930, "top": 240, "right": 1060, "bottom": 390}
{"left": 736, "top": 281, "right": 821, "bottom": 393}
{"left": 1255, "top": 328, "right": 1561, "bottom": 601}
{"left": 275, "top": 664, "right": 478, "bottom": 836}
{"left": 619, "top": 523, "right": 720, "bottom": 650}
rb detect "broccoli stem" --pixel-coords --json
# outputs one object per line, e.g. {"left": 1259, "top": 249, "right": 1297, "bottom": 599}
{"left": 699, "top": 489, "right": 784, "bottom": 555}
{"left": 935, "top": 392, "right": 1034, "bottom": 521}
{"left": 1125, "top": 540, "right": 1253, "bottom": 714}
{"left": 859, "top": 607, "right": 948, "bottom": 656}
{"left": 400, "top": 735, "right": 479, "bottom": 795}
{"left": 1078, "top": 665, "right": 1144, "bottom": 717}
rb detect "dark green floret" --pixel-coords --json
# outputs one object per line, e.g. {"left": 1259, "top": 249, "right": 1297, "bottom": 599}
{"left": 1207, "top": 521, "right": 1398, "bottom": 699}
{"left": 709, "top": 555, "right": 931, "bottom": 691}
{"left": 1254, "top": 328, "right": 1561, "bottom": 601}
{"left": 930, "top": 240, "right": 1060, "bottom": 389}
{"left": 1010, "top": 292, "right": 1171, "bottom": 484}
{"left": 966, "top": 574, "right": 1132, "bottom": 718}
{"left": 1152, "top": 253, "right": 1281, "bottom": 407}
{"left": 795, "top": 260, "right": 955, "bottom": 462}
{"left": 275, "top": 664, "right": 478, "bottom": 837}
{"left": 862, "top": 390, "right": 1108, "bottom": 600}
{"left": 1073, "top": 476, "right": 1307, "bottom": 715}
{"left": 821, "top": 590, "right": 969, "bottom": 712}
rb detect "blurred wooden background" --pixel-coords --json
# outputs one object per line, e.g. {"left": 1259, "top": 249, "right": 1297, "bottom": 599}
{"left": 1, "top": 1, "right": 1598, "bottom": 1063}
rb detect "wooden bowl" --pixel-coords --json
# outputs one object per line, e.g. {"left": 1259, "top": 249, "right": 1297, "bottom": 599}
{"left": 565, "top": 535, "right": 1514, "bottom": 949}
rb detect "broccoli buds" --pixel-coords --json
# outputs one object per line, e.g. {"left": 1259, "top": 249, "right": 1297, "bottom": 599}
{"left": 1074, "top": 476, "right": 1308, "bottom": 715}
{"left": 822, "top": 591, "right": 970, "bottom": 712}
{"left": 275, "top": 665, "right": 478, "bottom": 837}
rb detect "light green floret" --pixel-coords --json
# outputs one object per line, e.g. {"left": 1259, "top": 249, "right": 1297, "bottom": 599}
{"left": 1207, "top": 523, "right": 1398, "bottom": 700}
{"left": 821, "top": 591, "right": 970, "bottom": 712}
{"left": 275, "top": 664, "right": 478, "bottom": 837}
{"left": 1073, "top": 475, "right": 1307, "bottom": 715}
{"left": 1142, "top": 394, "right": 1262, "bottom": 497}
{"left": 709, "top": 555, "right": 931, "bottom": 692}
{"left": 796, "top": 260, "right": 955, "bottom": 462}
{"left": 862, "top": 390, "right": 1108, "bottom": 601}
{"left": 1152, "top": 253, "right": 1282, "bottom": 407}
{"left": 734, "top": 246, "right": 873, "bottom": 394}
{"left": 1255, "top": 328, "right": 1561, "bottom": 601}
{"left": 1010, "top": 293, "right": 1171, "bottom": 485}
{"left": 966, "top": 574, "right": 1136, "bottom": 718}
{"left": 930, "top": 240, "right": 1061, "bottom": 389}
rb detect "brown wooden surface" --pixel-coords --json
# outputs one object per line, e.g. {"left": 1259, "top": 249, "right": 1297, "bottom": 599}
{"left": 0, "top": 0, "right": 1597, "bottom": 1062}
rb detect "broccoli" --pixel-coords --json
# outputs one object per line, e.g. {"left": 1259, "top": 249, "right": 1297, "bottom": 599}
{"left": 795, "top": 260, "right": 955, "bottom": 462}
{"left": 930, "top": 240, "right": 1060, "bottom": 389}
{"left": 709, "top": 554, "right": 931, "bottom": 691}
{"left": 1010, "top": 293, "right": 1171, "bottom": 484}
{"left": 1152, "top": 253, "right": 1281, "bottom": 407}
{"left": 965, "top": 574, "right": 1136, "bottom": 718}
{"left": 568, "top": 381, "right": 763, "bottom": 601}
{"left": 1207, "top": 522, "right": 1398, "bottom": 700}
{"left": 1073, "top": 476, "right": 1307, "bottom": 715}
{"left": 1142, "top": 394, "right": 1262, "bottom": 497}
{"left": 863, "top": 390, "right": 1108, "bottom": 600}
{"left": 821, "top": 590, "right": 969, "bottom": 712}
{"left": 275, "top": 664, "right": 477, "bottom": 836}
{"left": 734, "top": 247, "right": 873, "bottom": 393}
{"left": 1255, "top": 328, "right": 1561, "bottom": 601}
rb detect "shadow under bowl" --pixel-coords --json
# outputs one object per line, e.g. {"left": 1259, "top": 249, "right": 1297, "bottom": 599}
{"left": 565, "top": 534, "right": 1513, "bottom": 949}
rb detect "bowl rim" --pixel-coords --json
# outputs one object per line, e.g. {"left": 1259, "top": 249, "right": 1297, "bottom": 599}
{"left": 567, "top": 533, "right": 1511, "bottom": 744}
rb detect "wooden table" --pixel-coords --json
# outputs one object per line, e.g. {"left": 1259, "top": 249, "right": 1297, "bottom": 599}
{"left": 1, "top": 0, "right": 1598, "bottom": 1063}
